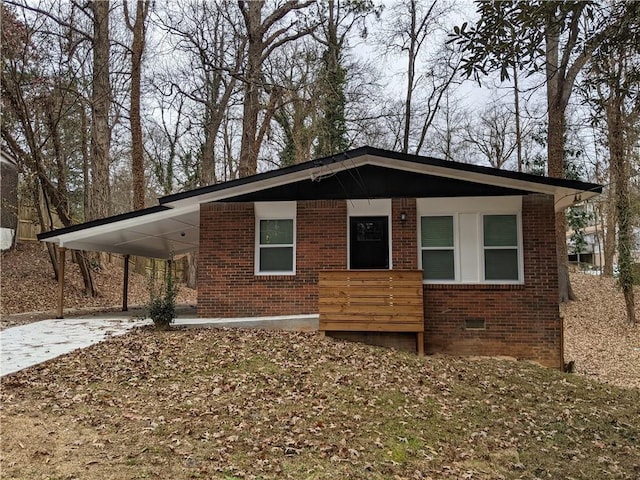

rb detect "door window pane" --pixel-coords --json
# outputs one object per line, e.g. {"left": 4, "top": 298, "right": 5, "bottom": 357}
{"left": 356, "top": 221, "right": 383, "bottom": 242}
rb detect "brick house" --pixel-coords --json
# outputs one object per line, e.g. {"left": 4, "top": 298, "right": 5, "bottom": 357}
{"left": 39, "top": 147, "right": 602, "bottom": 368}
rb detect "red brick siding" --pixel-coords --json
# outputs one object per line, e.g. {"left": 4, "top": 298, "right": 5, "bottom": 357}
{"left": 423, "top": 194, "right": 561, "bottom": 368}
{"left": 198, "top": 200, "right": 347, "bottom": 317}
{"left": 198, "top": 195, "right": 561, "bottom": 368}
{"left": 392, "top": 198, "right": 418, "bottom": 269}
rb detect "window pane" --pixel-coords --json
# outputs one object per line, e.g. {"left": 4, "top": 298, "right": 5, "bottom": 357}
{"left": 484, "top": 249, "right": 518, "bottom": 280}
{"left": 356, "top": 220, "right": 383, "bottom": 242}
{"left": 421, "top": 216, "right": 453, "bottom": 247}
{"left": 260, "top": 247, "right": 293, "bottom": 271}
{"left": 260, "top": 219, "right": 293, "bottom": 245}
{"left": 484, "top": 215, "right": 517, "bottom": 246}
{"left": 422, "top": 250, "right": 455, "bottom": 280}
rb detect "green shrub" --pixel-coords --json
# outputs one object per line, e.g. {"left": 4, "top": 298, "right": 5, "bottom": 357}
{"left": 143, "top": 267, "right": 180, "bottom": 330}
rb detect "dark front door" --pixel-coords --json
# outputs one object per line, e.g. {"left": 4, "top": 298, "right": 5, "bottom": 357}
{"left": 349, "top": 216, "right": 389, "bottom": 269}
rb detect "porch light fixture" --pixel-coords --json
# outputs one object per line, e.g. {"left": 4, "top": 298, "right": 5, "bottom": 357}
{"left": 400, "top": 212, "right": 407, "bottom": 222}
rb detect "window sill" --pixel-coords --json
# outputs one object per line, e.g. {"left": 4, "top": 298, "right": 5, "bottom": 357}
{"left": 424, "top": 283, "right": 524, "bottom": 290}
{"left": 255, "top": 272, "right": 296, "bottom": 278}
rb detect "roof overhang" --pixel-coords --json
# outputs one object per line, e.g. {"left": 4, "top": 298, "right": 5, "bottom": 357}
{"left": 38, "top": 205, "right": 200, "bottom": 259}
{"left": 38, "top": 147, "right": 602, "bottom": 259}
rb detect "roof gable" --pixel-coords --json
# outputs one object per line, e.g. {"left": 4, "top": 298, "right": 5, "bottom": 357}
{"left": 222, "top": 164, "right": 530, "bottom": 202}
{"left": 37, "top": 146, "right": 603, "bottom": 259}
{"left": 160, "top": 146, "right": 602, "bottom": 210}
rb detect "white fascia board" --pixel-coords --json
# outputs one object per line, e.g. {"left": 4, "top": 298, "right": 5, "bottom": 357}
{"left": 55, "top": 205, "right": 199, "bottom": 247}
{"left": 367, "top": 155, "right": 555, "bottom": 196}
{"left": 368, "top": 155, "right": 599, "bottom": 211}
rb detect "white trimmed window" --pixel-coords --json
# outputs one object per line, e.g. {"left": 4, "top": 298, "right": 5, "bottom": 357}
{"left": 255, "top": 202, "right": 296, "bottom": 275}
{"left": 483, "top": 214, "right": 519, "bottom": 281}
{"left": 417, "top": 197, "right": 523, "bottom": 284}
{"left": 421, "top": 216, "right": 455, "bottom": 281}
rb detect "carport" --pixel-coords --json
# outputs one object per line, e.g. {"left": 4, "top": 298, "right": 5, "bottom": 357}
{"left": 37, "top": 205, "right": 200, "bottom": 318}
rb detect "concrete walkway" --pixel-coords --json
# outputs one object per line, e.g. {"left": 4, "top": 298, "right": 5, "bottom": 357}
{"left": 0, "top": 313, "right": 318, "bottom": 377}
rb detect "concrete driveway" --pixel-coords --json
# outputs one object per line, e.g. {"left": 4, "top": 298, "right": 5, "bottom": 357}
{"left": 0, "top": 313, "right": 318, "bottom": 376}
{"left": 0, "top": 316, "right": 151, "bottom": 376}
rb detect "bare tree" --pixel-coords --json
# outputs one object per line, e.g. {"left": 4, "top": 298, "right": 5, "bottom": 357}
{"left": 89, "top": 0, "right": 111, "bottom": 220}
{"left": 1, "top": 2, "right": 96, "bottom": 294}
{"left": 382, "top": 0, "right": 458, "bottom": 155}
{"left": 465, "top": 102, "right": 517, "bottom": 169}
{"left": 123, "top": 0, "right": 151, "bottom": 210}
{"left": 270, "top": 42, "right": 320, "bottom": 166}
{"left": 424, "top": 88, "right": 468, "bottom": 162}
{"left": 153, "top": 0, "right": 244, "bottom": 186}
{"left": 237, "top": 0, "right": 315, "bottom": 177}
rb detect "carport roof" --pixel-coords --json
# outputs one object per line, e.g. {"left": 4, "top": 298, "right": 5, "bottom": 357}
{"left": 38, "top": 146, "right": 603, "bottom": 259}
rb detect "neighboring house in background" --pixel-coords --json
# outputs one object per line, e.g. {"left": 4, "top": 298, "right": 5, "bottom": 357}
{"left": 567, "top": 224, "right": 640, "bottom": 268}
{"left": 0, "top": 150, "right": 18, "bottom": 250}
{"left": 38, "top": 147, "right": 602, "bottom": 369}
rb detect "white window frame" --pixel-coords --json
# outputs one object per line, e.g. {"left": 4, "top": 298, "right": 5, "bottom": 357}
{"left": 254, "top": 202, "right": 296, "bottom": 276}
{"left": 419, "top": 214, "right": 459, "bottom": 282}
{"left": 480, "top": 213, "right": 523, "bottom": 283}
{"left": 416, "top": 197, "right": 523, "bottom": 285}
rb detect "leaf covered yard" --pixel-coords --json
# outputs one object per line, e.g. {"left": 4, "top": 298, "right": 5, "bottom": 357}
{"left": 1, "top": 328, "right": 639, "bottom": 480}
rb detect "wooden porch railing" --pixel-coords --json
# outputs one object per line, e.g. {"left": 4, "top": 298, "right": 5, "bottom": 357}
{"left": 318, "top": 270, "right": 424, "bottom": 355}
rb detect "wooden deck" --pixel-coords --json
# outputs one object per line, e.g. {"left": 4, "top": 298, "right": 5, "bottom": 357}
{"left": 318, "top": 270, "right": 424, "bottom": 355}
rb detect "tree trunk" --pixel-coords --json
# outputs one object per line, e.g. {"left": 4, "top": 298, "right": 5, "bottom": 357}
{"left": 237, "top": 0, "right": 313, "bottom": 176}
{"left": 513, "top": 65, "right": 523, "bottom": 173}
{"left": 238, "top": 0, "right": 264, "bottom": 178}
{"left": 182, "top": 252, "right": 197, "bottom": 289}
{"left": 607, "top": 96, "right": 636, "bottom": 324}
{"left": 547, "top": 100, "right": 574, "bottom": 301}
{"left": 89, "top": 0, "right": 111, "bottom": 221}
{"left": 81, "top": 100, "right": 91, "bottom": 219}
{"left": 603, "top": 190, "right": 617, "bottom": 276}
{"left": 33, "top": 182, "right": 59, "bottom": 280}
{"left": 402, "top": 0, "right": 417, "bottom": 154}
{"left": 124, "top": 1, "right": 150, "bottom": 276}
{"left": 545, "top": 13, "right": 574, "bottom": 302}
{"left": 125, "top": 0, "right": 149, "bottom": 211}
{"left": 74, "top": 250, "right": 97, "bottom": 296}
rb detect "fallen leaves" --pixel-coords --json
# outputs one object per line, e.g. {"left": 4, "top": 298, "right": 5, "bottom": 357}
{"left": 1, "top": 327, "right": 639, "bottom": 480}
{"left": 1, "top": 243, "right": 197, "bottom": 324}
{"left": 562, "top": 272, "right": 640, "bottom": 389}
